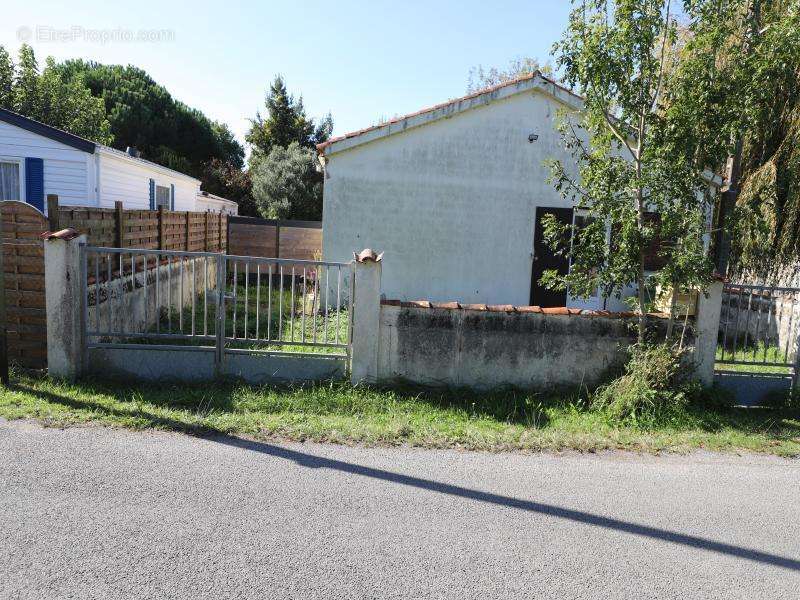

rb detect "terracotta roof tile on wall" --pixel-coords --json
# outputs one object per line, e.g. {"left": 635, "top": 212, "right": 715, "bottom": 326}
{"left": 379, "top": 299, "right": 664, "bottom": 319}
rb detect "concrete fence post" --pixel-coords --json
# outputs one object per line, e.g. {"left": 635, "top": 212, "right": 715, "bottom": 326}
{"left": 44, "top": 229, "right": 87, "bottom": 380}
{"left": 350, "top": 249, "right": 383, "bottom": 386}
{"left": 694, "top": 279, "right": 724, "bottom": 386}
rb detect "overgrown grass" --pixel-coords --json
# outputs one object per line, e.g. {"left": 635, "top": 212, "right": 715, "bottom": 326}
{"left": 715, "top": 342, "right": 792, "bottom": 374}
{"left": 145, "top": 277, "right": 349, "bottom": 354}
{"left": 1, "top": 371, "right": 799, "bottom": 457}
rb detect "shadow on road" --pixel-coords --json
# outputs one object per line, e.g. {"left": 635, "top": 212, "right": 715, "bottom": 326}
{"left": 214, "top": 434, "right": 799, "bottom": 572}
{"left": 12, "top": 383, "right": 800, "bottom": 572}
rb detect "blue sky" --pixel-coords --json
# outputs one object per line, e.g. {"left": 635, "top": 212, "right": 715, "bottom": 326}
{"left": 1, "top": 0, "right": 571, "bottom": 146}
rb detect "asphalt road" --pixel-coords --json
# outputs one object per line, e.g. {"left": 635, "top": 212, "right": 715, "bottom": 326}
{"left": 1, "top": 420, "right": 799, "bottom": 600}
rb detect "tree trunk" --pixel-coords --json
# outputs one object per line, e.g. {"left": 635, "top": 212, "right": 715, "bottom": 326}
{"left": 635, "top": 192, "right": 647, "bottom": 343}
{"left": 716, "top": 0, "right": 762, "bottom": 274}
{"left": 635, "top": 121, "right": 647, "bottom": 344}
{"left": 636, "top": 259, "right": 647, "bottom": 344}
{"left": 666, "top": 282, "right": 678, "bottom": 340}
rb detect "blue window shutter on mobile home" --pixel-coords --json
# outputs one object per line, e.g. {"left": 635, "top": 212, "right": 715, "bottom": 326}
{"left": 25, "top": 158, "right": 44, "bottom": 212}
{"left": 170, "top": 184, "right": 175, "bottom": 210}
{"left": 149, "top": 178, "right": 155, "bottom": 209}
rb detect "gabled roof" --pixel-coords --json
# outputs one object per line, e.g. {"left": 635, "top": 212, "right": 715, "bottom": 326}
{"left": 317, "top": 71, "right": 585, "bottom": 156}
{"left": 197, "top": 190, "right": 238, "bottom": 206}
{"left": 97, "top": 145, "right": 201, "bottom": 184}
{"left": 0, "top": 107, "right": 201, "bottom": 184}
{"left": 316, "top": 73, "right": 724, "bottom": 187}
{"left": 0, "top": 107, "right": 97, "bottom": 153}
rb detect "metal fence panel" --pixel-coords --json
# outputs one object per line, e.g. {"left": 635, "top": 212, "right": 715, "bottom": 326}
{"left": 81, "top": 246, "right": 353, "bottom": 363}
{"left": 717, "top": 283, "right": 800, "bottom": 383}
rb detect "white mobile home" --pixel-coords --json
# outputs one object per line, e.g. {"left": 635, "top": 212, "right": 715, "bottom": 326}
{"left": 0, "top": 107, "right": 235, "bottom": 214}
{"left": 195, "top": 191, "right": 239, "bottom": 215}
{"left": 318, "top": 73, "right": 717, "bottom": 310}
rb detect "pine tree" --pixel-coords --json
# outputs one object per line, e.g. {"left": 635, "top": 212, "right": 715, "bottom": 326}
{"left": 246, "top": 75, "right": 329, "bottom": 158}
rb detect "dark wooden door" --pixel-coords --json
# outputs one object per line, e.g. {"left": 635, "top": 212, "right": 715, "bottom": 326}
{"left": 530, "top": 207, "right": 573, "bottom": 307}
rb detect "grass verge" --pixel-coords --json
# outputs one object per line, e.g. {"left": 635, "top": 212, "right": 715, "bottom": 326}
{"left": 1, "top": 372, "right": 799, "bottom": 457}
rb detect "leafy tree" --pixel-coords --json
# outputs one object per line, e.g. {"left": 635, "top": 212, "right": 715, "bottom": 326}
{"left": 247, "top": 75, "right": 332, "bottom": 220}
{"left": 544, "top": 0, "right": 731, "bottom": 342}
{"left": 466, "top": 56, "right": 553, "bottom": 93}
{"left": 13, "top": 44, "right": 40, "bottom": 117}
{"left": 250, "top": 142, "right": 323, "bottom": 221}
{"left": 246, "top": 75, "right": 332, "bottom": 159}
{"left": 716, "top": 1, "right": 800, "bottom": 279}
{"left": 0, "top": 46, "right": 13, "bottom": 109}
{"left": 0, "top": 44, "right": 112, "bottom": 145}
{"left": 201, "top": 158, "right": 256, "bottom": 216}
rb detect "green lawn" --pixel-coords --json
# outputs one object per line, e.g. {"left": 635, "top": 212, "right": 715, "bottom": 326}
{"left": 2, "top": 372, "right": 799, "bottom": 457}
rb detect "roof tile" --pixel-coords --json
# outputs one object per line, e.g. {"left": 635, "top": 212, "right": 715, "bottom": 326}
{"left": 541, "top": 307, "right": 570, "bottom": 315}
{"left": 461, "top": 303, "right": 488, "bottom": 311}
{"left": 432, "top": 301, "right": 460, "bottom": 309}
{"left": 487, "top": 304, "right": 515, "bottom": 312}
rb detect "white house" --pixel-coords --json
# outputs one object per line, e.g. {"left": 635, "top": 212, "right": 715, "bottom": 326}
{"left": 195, "top": 191, "right": 239, "bottom": 215}
{"left": 0, "top": 107, "right": 236, "bottom": 215}
{"left": 318, "top": 73, "right": 718, "bottom": 310}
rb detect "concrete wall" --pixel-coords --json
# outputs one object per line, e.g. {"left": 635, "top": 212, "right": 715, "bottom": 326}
{"left": 86, "top": 347, "right": 345, "bottom": 384}
{"left": 88, "top": 256, "right": 218, "bottom": 337}
{"left": 375, "top": 303, "right": 639, "bottom": 390}
{"left": 322, "top": 88, "right": 632, "bottom": 312}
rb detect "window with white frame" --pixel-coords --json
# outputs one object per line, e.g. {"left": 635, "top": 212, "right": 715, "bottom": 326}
{"left": 155, "top": 185, "right": 171, "bottom": 209}
{"left": 0, "top": 160, "right": 22, "bottom": 201}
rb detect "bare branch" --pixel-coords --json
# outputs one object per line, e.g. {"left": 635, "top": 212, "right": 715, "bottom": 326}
{"left": 601, "top": 107, "right": 637, "bottom": 159}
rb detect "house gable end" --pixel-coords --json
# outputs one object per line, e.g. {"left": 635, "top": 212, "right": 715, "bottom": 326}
{"left": 0, "top": 108, "right": 96, "bottom": 154}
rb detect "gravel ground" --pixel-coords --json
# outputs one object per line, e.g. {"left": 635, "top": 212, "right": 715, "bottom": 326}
{"left": 1, "top": 419, "right": 799, "bottom": 599}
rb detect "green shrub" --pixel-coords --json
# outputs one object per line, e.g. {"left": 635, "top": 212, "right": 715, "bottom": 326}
{"left": 761, "top": 387, "right": 800, "bottom": 409}
{"left": 593, "top": 343, "right": 699, "bottom": 425}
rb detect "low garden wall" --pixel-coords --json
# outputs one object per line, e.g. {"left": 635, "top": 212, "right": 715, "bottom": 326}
{"left": 376, "top": 301, "right": 651, "bottom": 390}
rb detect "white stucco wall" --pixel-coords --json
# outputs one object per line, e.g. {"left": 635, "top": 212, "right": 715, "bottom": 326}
{"left": 322, "top": 89, "right": 610, "bottom": 308}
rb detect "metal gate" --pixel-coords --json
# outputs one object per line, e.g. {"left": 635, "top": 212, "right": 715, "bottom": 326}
{"left": 81, "top": 245, "right": 354, "bottom": 381}
{"left": 715, "top": 283, "right": 800, "bottom": 404}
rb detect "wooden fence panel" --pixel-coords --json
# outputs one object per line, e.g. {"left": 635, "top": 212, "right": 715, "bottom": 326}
{"left": 227, "top": 217, "right": 320, "bottom": 260}
{"left": 188, "top": 213, "right": 207, "bottom": 252}
{"left": 163, "top": 211, "right": 187, "bottom": 251}
{"left": 206, "top": 213, "right": 225, "bottom": 252}
{"left": 228, "top": 221, "right": 278, "bottom": 257}
{"left": 53, "top": 199, "right": 228, "bottom": 255}
{"left": 58, "top": 206, "right": 116, "bottom": 247}
{"left": 123, "top": 210, "right": 159, "bottom": 250}
{"left": 1, "top": 201, "right": 47, "bottom": 369}
{"left": 278, "top": 226, "right": 322, "bottom": 261}
{"left": 2, "top": 197, "right": 230, "bottom": 370}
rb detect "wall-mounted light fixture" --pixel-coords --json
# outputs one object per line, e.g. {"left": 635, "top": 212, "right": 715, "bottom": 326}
{"left": 528, "top": 133, "right": 539, "bottom": 143}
